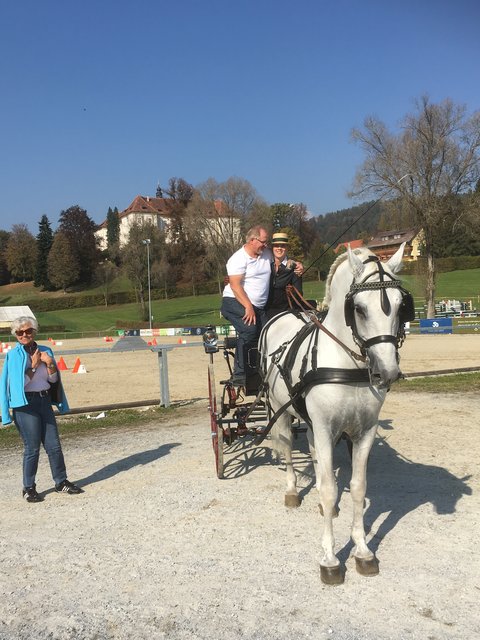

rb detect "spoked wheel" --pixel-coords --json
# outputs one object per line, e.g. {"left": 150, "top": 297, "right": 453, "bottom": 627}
{"left": 208, "top": 362, "right": 224, "bottom": 478}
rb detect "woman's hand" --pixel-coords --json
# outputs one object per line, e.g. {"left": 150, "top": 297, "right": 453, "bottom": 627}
{"left": 31, "top": 349, "right": 43, "bottom": 369}
{"left": 293, "top": 261, "right": 304, "bottom": 276}
{"left": 39, "top": 351, "right": 54, "bottom": 367}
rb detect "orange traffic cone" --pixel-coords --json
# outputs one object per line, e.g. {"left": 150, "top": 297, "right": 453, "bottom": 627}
{"left": 72, "top": 358, "right": 81, "bottom": 373}
{"left": 57, "top": 357, "right": 68, "bottom": 370}
{"left": 152, "top": 337, "right": 157, "bottom": 346}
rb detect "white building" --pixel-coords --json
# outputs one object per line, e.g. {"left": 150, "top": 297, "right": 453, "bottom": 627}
{"left": 95, "top": 195, "right": 173, "bottom": 250}
{"left": 95, "top": 194, "right": 242, "bottom": 250}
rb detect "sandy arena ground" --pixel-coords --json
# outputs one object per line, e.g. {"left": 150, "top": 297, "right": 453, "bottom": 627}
{"left": 0, "top": 334, "right": 479, "bottom": 639}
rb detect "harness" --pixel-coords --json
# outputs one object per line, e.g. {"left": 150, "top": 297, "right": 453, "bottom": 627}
{"left": 254, "top": 256, "right": 415, "bottom": 444}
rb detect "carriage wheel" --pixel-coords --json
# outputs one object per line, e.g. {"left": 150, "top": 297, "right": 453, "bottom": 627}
{"left": 208, "top": 363, "right": 224, "bottom": 478}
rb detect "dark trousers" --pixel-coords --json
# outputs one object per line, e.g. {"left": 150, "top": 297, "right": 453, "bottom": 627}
{"left": 13, "top": 394, "right": 67, "bottom": 489}
{"left": 221, "top": 297, "right": 266, "bottom": 382}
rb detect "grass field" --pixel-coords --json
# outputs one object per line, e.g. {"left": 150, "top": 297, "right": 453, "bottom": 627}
{"left": 0, "top": 268, "right": 479, "bottom": 335}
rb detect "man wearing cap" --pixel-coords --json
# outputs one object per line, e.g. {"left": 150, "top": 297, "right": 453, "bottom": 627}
{"left": 221, "top": 226, "right": 303, "bottom": 386}
{"left": 265, "top": 231, "right": 303, "bottom": 320}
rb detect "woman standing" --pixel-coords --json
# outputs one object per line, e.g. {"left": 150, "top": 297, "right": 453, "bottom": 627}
{"left": 265, "top": 232, "right": 303, "bottom": 321}
{"left": 0, "top": 316, "right": 82, "bottom": 502}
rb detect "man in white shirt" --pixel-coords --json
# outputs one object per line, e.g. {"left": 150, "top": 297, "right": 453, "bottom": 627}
{"left": 221, "top": 226, "right": 273, "bottom": 386}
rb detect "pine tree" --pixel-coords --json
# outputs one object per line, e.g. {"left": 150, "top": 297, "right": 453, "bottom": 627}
{"left": 34, "top": 215, "right": 54, "bottom": 289}
{"left": 106, "top": 207, "right": 120, "bottom": 247}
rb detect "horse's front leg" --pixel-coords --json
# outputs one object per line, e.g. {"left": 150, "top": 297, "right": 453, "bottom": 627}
{"left": 314, "top": 432, "right": 344, "bottom": 585}
{"left": 271, "top": 411, "right": 300, "bottom": 507}
{"left": 350, "top": 426, "right": 380, "bottom": 576}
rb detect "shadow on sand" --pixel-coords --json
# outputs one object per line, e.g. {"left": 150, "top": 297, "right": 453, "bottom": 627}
{"left": 76, "top": 442, "right": 181, "bottom": 488}
{"left": 220, "top": 419, "right": 472, "bottom": 559}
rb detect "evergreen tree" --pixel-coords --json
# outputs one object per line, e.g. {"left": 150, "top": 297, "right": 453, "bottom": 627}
{"left": 106, "top": 206, "right": 120, "bottom": 248}
{"left": 34, "top": 215, "right": 54, "bottom": 289}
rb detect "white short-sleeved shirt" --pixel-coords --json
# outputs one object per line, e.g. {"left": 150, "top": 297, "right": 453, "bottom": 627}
{"left": 223, "top": 247, "right": 273, "bottom": 308}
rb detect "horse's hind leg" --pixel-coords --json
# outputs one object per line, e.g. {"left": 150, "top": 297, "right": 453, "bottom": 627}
{"left": 271, "top": 411, "right": 300, "bottom": 507}
{"left": 350, "top": 427, "right": 379, "bottom": 576}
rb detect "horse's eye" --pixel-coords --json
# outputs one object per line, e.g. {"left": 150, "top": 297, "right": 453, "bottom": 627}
{"left": 354, "top": 305, "right": 366, "bottom": 318}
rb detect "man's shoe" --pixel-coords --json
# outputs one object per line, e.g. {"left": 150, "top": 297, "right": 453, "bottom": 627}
{"left": 55, "top": 479, "right": 83, "bottom": 494}
{"left": 22, "top": 485, "right": 43, "bottom": 503}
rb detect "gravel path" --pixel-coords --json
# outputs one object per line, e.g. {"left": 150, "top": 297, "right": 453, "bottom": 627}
{"left": 0, "top": 390, "right": 479, "bottom": 640}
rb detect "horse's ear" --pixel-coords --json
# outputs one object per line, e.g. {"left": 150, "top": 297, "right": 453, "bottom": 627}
{"left": 348, "top": 245, "right": 365, "bottom": 279}
{"left": 386, "top": 242, "right": 406, "bottom": 274}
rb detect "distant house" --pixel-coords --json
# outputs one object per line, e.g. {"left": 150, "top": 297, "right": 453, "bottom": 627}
{"left": 95, "top": 194, "right": 239, "bottom": 250}
{"left": 334, "top": 239, "right": 365, "bottom": 253}
{"left": 95, "top": 195, "right": 174, "bottom": 250}
{"left": 367, "top": 229, "right": 423, "bottom": 261}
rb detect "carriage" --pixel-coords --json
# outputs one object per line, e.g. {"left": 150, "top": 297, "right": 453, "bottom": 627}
{"left": 204, "top": 244, "right": 415, "bottom": 584}
{"left": 203, "top": 329, "right": 284, "bottom": 480}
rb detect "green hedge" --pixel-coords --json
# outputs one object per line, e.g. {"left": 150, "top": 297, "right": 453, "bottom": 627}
{"left": 21, "top": 283, "right": 221, "bottom": 312}
{"left": 22, "top": 290, "right": 138, "bottom": 312}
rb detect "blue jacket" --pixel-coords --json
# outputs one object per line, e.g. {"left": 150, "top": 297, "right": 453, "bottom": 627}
{"left": 1, "top": 343, "right": 70, "bottom": 425}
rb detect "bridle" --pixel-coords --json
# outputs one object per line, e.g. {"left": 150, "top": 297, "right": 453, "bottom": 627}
{"left": 344, "top": 256, "right": 415, "bottom": 356}
{"left": 286, "top": 254, "right": 415, "bottom": 364}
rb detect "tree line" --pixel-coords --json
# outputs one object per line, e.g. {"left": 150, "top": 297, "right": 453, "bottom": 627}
{"left": 1, "top": 97, "right": 479, "bottom": 318}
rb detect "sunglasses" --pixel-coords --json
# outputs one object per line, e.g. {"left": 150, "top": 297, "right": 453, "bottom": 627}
{"left": 273, "top": 244, "right": 287, "bottom": 248}
{"left": 15, "top": 328, "right": 35, "bottom": 336}
{"left": 255, "top": 238, "right": 268, "bottom": 245}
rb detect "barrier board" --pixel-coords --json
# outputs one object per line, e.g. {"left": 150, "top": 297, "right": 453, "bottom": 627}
{"left": 420, "top": 318, "right": 453, "bottom": 334}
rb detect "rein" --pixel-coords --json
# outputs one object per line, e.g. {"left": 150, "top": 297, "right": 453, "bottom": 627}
{"left": 286, "top": 285, "right": 367, "bottom": 363}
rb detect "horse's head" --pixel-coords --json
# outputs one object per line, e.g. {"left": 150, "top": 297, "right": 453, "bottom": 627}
{"left": 345, "top": 243, "right": 415, "bottom": 388}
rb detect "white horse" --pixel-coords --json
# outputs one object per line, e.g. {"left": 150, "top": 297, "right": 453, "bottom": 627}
{"left": 258, "top": 244, "right": 414, "bottom": 584}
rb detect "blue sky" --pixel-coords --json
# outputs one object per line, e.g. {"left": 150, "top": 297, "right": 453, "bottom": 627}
{"left": 1, "top": 0, "right": 479, "bottom": 232}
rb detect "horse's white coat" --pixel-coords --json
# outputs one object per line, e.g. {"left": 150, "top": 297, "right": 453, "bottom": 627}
{"left": 259, "top": 245, "right": 407, "bottom": 574}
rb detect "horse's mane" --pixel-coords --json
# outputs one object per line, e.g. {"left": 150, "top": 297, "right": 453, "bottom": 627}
{"left": 321, "top": 247, "right": 375, "bottom": 310}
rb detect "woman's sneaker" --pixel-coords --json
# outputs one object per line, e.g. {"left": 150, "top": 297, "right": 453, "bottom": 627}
{"left": 22, "top": 485, "right": 43, "bottom": 503}
{"left": 55, "top": 480, "right": 83, "bottom": 494}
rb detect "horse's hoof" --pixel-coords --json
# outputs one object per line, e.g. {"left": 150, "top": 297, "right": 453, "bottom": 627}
{"left": 318, "top": 504, "right": 339, "bottom": 518}
{"left": 284, "top": 494, "right": 301, "bottom": 508}
{"left": 355, "top": 556, "right": 379, "bottom": 576}
{"left": 320, "top": 565, "right": 344, "bottom": 585}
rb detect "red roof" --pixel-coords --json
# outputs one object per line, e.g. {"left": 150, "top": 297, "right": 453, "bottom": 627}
{"left": 334, "top": 239, "right": 364, "bottom": 253}
{"left": 121, "top": 195, "right": 172, "bottom": 218}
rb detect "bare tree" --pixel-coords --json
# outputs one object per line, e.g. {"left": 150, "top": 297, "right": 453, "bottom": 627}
{"left": 121, "top": 222, "right": 166, "bottom": 319}
{"left": 94, "top": 260, "right": 118, "bottom": 306}
{"left": 351, "top": 96, "right": 480, "bottom": 317}
{"left": 184, "top": 177, "right": 266, "bottom": 287}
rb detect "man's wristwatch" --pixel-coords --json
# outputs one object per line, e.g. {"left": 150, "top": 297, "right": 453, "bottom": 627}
{"left": 31, "top": 367, "right": 37, "bottom": 373}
